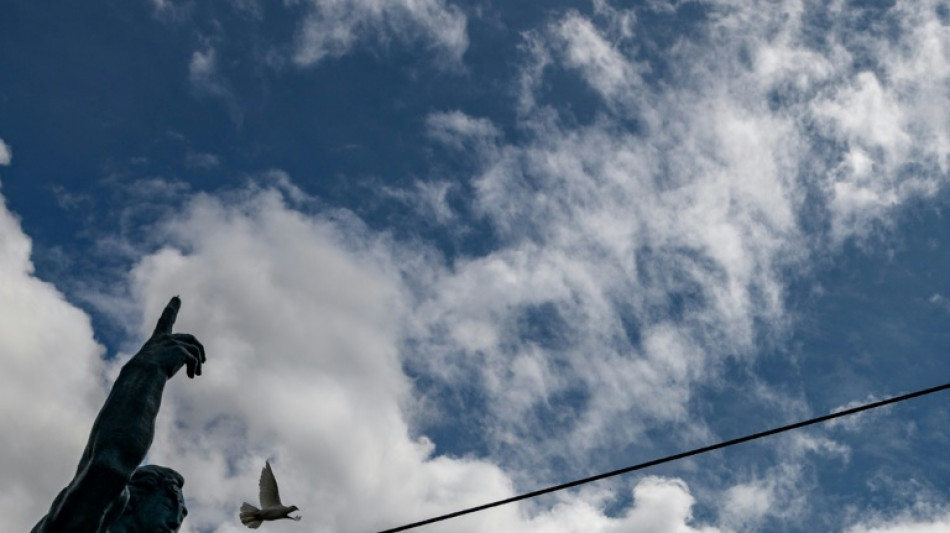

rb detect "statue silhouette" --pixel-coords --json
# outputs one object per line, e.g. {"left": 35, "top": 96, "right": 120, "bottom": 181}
{"left": 32, "top": 296, "right": 206, "bottom": 533}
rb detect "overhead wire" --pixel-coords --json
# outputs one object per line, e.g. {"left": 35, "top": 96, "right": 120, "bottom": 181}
{"left": 376, "top": 380, "right": 950, "bottom": 533}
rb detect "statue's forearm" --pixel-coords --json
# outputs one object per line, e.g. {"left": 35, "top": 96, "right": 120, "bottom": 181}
{"left": 36, "top": 357, "right": 170, "bottom": 532}
{"left": 86, "top": 356, "right": 169, "bottom": 474}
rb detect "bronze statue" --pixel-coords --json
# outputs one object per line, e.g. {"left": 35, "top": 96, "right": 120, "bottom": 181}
{"left": 32, "top": 296, "right": 206, "bottom": 533}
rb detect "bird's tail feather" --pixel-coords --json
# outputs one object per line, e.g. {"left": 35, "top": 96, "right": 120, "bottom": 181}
{"left": 240, "top": 502, "right": 263, "bottom": 529}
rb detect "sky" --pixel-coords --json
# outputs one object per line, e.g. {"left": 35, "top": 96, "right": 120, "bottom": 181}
{"left": 3, "top": 0, "right": 950, "bottom": 532}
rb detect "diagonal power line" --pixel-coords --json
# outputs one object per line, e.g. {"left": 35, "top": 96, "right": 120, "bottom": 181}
{"left": 377, "top": 381, "right": 950, "bottom": 533}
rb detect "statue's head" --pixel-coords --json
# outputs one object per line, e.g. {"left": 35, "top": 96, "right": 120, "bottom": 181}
{"left": 110, "top": 465, "right": 187, "bottom": 533}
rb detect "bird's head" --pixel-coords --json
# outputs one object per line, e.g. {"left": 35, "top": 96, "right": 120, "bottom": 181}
{"left": 288, "top": 506, "right": 301, "bottom": 521}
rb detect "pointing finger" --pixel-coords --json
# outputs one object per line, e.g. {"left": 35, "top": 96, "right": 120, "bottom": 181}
{"left": 152, "top": 296, "right": 182, "bottom": 337}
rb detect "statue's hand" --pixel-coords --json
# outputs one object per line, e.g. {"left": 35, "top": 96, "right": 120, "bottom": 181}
{"left": 134, "top": 296, "right": 206, "bottom": 379}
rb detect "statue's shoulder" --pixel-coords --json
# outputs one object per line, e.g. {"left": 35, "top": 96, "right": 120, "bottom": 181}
{"left": 31, "top": 479, "right": 129, "bottom": 533}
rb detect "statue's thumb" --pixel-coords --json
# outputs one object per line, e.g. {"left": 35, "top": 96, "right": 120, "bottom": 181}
{"left": 153, "top": 296, "right": 182, "bottom": 337}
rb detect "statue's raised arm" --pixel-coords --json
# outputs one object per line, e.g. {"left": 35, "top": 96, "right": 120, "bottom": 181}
{"left": 33, "top": 296, "right": 206, "bottom": 533}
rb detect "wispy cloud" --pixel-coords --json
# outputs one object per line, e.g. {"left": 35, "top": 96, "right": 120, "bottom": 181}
{"left": 0, "top": 138, "right": 11, "bottom": 166}
{"left": 426, "top": 110, "right": 500, "bottom": 150}
{"left": 189, "top": 47, "right": 243, "bottom": 126}
{"left": 185, "top": 151, "right": 221, "bottom": 170}
{"left": 405, "top": 0, "right": 950, "bottom": 521}
{"left": 845, "top": 508, "right": 950, "bottom": 533}
{"left": 149, "top": 0, "right": 192, "bottom": 22}
{"left": 292, "top": 0, "right": 468, "bottom": 67}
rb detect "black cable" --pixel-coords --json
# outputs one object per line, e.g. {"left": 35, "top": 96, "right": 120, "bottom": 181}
{"left": 376, "top": 381, "right": 950, "bottom": 533}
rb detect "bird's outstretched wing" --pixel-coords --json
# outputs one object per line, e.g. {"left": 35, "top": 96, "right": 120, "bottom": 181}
{"left": 259, "top": 461, "right": 284, "bottom": 508}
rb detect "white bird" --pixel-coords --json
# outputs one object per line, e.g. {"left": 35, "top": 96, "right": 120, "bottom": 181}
{"left": 240, "top": 461, "right": 301, "bottom": 528}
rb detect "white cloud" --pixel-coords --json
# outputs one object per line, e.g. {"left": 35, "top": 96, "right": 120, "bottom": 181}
{"left": 427, "top": 110, "right": 500, "bottom": 149}
{"left": 0, "top": 138, "right": 11, "bottom": 166}
{"left": 845, "top": 511, "right": 950, "bottom": 533}
{"left": 229, "top": 0, "right": 262, "bottom": 19}
{"left": 96, "top": 184, "right": 720, "bottom": 533}
{"left": 0, "top": 193, "right": 107, "bottom": 531}
{"left": 400, "top": 0, "right": 950, "bottom": 520}
{"left": 516, "top": 8, "right": 643, "bottom": 115}
{"left": 800, "top": 0, "right": 950, "bottom": 240}
{"left": 553, "top": 13, "right": 643, "bottom": 111}
{"left": 715, "top": 433, "right": 849, "bottom": 531}
{"left": 185, "top": 151, "right": 221, "bottom": 170}
{"left": 189, "top": 47, "right": 243, "bottom": 125}
{"left": 526, "top": 477, "right": 718, "bottom": 533}
{"left": 815, "top": 72, "right": 911, "bottom": 160}
{"left": 826, "top": 395, "right": 888, "bottom": 431}
{"left": 189, "top": 49, "right": 216, "bottom": 85}
{"left": 721, "top": 482, "right": 772, "bottom": 530}
{"left": 382, "top": 179, "right": 456, "bottom": 223}
{"left": 151, "top": 0, "right": 174, "bottom": 13}
{"left": 410, "top": 98, "right": 804, "bottom": 468}
{"left": 150, "top": 0, "right": 192, "bottom": 21}
{"left": 292, "top": 0, "right": 468, "bottom": 67}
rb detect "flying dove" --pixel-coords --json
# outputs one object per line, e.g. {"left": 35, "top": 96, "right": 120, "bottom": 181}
{"left": 240, "top": 461, "right": 301, "bottom": 528}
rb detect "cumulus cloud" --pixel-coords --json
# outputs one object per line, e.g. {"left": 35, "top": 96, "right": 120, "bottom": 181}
{"left": 0, "top": 138, "right": 11, "bottom": 165}
{"left": 292, "top": 0, "right": 468, "bottom": 67}
{"left": 0, "top": 192, "right": 107, "bottom": 531}
{"left": 92, "top": 184, "right": 717, "bottom": 533}
{"left": 525, "top": 477, "right": 718, "bottom": 533}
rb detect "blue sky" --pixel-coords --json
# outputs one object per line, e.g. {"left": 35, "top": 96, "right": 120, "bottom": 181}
{"left": 3, "top": 1, "right": 950, "bottom": 532}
